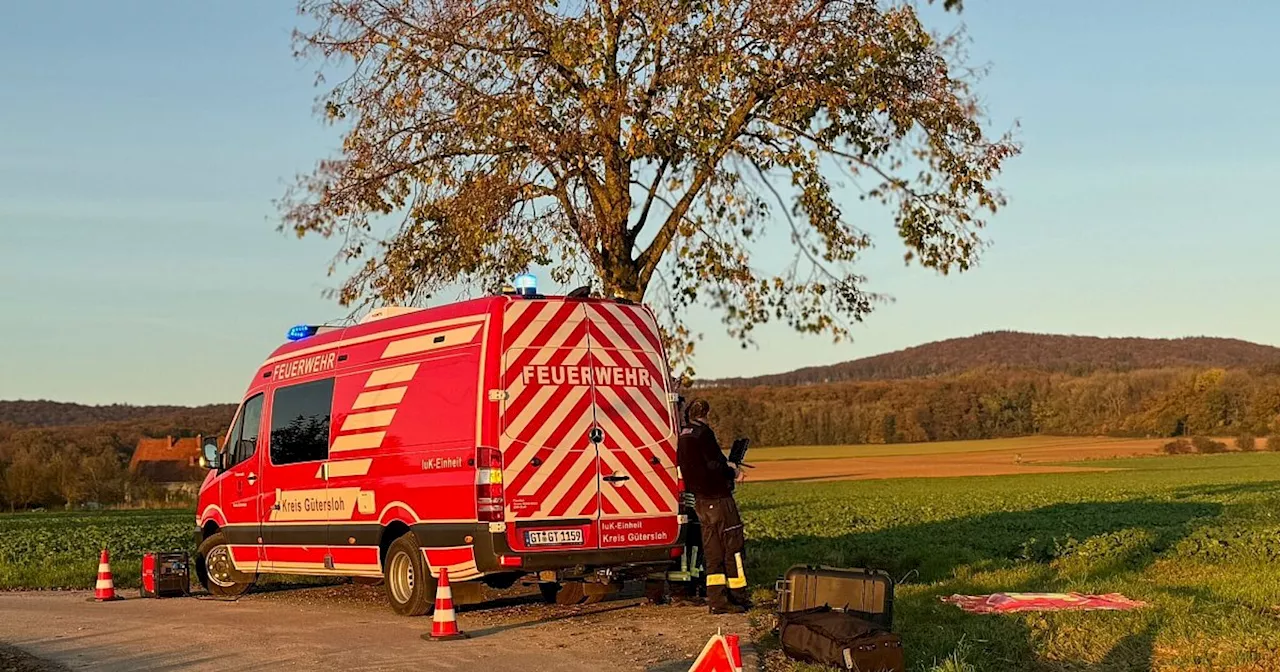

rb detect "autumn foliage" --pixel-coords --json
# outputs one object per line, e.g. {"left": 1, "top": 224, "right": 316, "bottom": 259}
{"left": 280, "top": 0, "right": 1018, "bottom": 377}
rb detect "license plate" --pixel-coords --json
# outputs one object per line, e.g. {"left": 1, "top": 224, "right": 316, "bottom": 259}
{"left": 524, "top": 529, "right": 584, "bottom": 546}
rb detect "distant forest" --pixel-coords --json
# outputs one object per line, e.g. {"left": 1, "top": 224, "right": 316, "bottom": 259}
{"left": 696, "top": 367, "right": 1280, "bottom": 447}
{"left": 0, "top": 404, "right": 233, "bottom": 510}
{"left": 4, "top": 332, "right": 1280, "bottom": 510}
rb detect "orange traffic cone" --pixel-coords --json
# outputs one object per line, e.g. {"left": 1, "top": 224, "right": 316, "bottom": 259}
{"left": 688, "top": 631, "right": 736, "bottom": 672}
{"left": 89, "top": 548, "right": 122, "bottom": 602}
{"left": 421, "top": 567, "right": 469, "bottom": 641}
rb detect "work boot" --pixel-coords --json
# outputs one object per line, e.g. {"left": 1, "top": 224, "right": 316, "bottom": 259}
{"left": 710, "top": 603, "right": 747, "bottom": 615}
{"left": 729, "top": 589, "right": 753, "bottom": 610}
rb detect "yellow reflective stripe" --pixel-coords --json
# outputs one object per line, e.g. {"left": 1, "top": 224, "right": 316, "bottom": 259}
{"left": 706, "top": 573, "right": 727, "bottom": 586}
{"left": 729, "top": 553, "right": 747, "bottom": 588}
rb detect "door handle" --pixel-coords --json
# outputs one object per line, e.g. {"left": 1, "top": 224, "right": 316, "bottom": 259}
{"left": 247, "top": 472, "right": 257, "bottom": 485}
{"left": 603, "top": 475, "right": 631, "bottom": 483}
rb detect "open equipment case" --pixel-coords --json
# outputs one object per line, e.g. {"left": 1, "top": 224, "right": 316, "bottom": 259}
{"left": 775, "top": 564, "right": 894, "bottom": 627}
{"left": 775, "top": 565, "right": 903, "bottom": 671}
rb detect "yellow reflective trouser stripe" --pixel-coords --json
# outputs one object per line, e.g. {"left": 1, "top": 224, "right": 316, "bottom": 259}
{"left": 706, "top": 573, "right": 727, "bottom": 586}
{"left": 728, "top": 553, "right": 747, "bottom": 589}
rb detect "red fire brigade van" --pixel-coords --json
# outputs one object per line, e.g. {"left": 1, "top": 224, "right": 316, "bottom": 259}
{"left": 194, "top": 283, "right": 685, "bottom": 614}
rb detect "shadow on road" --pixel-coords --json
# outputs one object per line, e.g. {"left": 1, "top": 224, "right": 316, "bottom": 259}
{"left": 463, "top": 601, "right": 643, "bottom": 638}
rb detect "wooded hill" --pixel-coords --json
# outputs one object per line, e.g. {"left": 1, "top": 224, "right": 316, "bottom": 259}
{"left": 701, "top": 332, "right": 1280, "bottom": 387}
{"left": 0, "top": 400, "right": 235, "bottom": 430}
{"left": 691, "top": 332, "right": 1280, "bottom": 446}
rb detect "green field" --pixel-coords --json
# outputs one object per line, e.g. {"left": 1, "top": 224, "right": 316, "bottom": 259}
{"left": 737, "top": 452, "right": 1280, "bottom": 671}
{"left": 4, "top": 450, "right": 1280, "bottom": 670}
{"left": 0, "top": 509, "right": 192, "bottom": 590}
{"left": 747, "top": 436, "right": 1124, "bottom": 461}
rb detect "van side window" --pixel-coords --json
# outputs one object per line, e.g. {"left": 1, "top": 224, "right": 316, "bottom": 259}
{"left": 270, "top": 377, "right": 335, "bottom": 465}
{"left": 223, "top": 393, "right": 264, "bottom": 470}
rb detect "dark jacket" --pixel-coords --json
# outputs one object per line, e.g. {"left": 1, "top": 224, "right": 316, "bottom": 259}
{"left": 677, "top": 420, "right": 735, "bottom": 498}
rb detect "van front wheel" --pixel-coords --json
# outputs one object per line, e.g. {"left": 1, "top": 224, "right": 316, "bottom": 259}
{"left": 196, "top": 532, "right": 255, "bottom": 597}
{"left": 383, "top": 532, "right": 436, "bottom": 616}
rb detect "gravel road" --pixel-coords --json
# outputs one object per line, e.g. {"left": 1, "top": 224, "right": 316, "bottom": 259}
{"left": 0, "top": 584, "right": 756, "bottom": 671}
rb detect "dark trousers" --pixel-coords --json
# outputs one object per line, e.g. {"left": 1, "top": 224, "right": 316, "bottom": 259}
{"left": 693, "top": 495, "right": 748, "bottom": 609}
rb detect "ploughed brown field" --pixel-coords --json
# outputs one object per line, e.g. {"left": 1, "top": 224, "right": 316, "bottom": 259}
{"left": 743, "top": 436, "right": 1173, "bottom": 483}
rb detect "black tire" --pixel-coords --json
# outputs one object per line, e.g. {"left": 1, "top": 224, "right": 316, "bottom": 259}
{"left": 538, "top": 582, "right": 562, "bottom": 604}
{"left": 383, "top": 531, "right": 436, "bottom": 616}
{"left": 196, "top": 531, "right": 255, "bottom": 597}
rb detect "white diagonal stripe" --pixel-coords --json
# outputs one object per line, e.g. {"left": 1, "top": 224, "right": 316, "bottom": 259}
{"left": 503, "top": 347, "right": 590, "bottom": 439}
{"left": 342, "top": 409, "right": 396, "bottom": 431}
{"left": 381, "top": 324, "right": 481, "bottom": 359}
{"left": 503, "top": 316, "right": 589, "bottom": 401}
{"left": 539, "top": 449, "right": 599, "bottom": 515}
{"left": 352, "top": 387, "right": 407, "bottom": 409}
{"left": 597, "top": 445, "right": 658, "bottom": 515}
{"left": 505, "top": 388, "right": 592, "bottom": 480}
{"left": 331, "top": 431, "right": 385, "bottom": 453}
{"left": 565, "top": 467, "right": 601, "bottom": 516}
{"left": 366, "top": 364, "right": 419, "bottom": 387}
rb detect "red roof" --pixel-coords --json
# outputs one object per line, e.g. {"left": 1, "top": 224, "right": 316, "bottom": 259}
{"left": 129, "top": 436, "right": 206, "bottom": 482}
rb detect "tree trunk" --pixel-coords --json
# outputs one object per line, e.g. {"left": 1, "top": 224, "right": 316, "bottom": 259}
{"left": 601, "top": 257, "right": 645, "bottom": 303}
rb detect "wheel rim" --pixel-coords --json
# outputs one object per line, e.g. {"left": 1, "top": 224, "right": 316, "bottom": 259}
{"left": 389, "top": 552, "right": 414, "bottom": 604}
{"left": 206, "top": 546, "right": 236, "bottom": 588}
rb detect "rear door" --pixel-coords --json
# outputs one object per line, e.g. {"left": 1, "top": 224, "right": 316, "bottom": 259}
{"left": 500, "top": 299, "right": 603, "bottom": 552}
{"left": 581, "top": 302, "right": 680, "bottom": 549}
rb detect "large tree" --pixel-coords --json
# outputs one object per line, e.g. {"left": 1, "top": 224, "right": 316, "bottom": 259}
{"left": 281, "top": 0, "right": 1018, "bottom": 377}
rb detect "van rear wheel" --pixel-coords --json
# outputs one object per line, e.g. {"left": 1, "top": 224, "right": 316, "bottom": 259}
{"left": 383, "top": 531, "right": 436, "bottom": 616}
{"left": 196, "top": 532, "right": 255, "bottom": 597}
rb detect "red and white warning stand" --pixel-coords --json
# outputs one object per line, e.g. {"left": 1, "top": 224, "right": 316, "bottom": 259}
{"left": 689, "top": 630, "right": 743, "bottom": 672}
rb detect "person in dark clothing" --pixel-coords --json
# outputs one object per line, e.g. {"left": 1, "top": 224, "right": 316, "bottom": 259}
{"left": 677, "top": 399, "right": 750, "bottom": 614}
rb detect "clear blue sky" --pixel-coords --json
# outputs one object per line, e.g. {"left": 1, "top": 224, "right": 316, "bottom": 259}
{"left": 2, "top": 1, "right": 1277, "bottom": 405}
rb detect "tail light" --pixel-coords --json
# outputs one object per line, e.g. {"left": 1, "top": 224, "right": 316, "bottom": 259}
{"left": 476, "top": 446, "right": 505, "bottom": 522}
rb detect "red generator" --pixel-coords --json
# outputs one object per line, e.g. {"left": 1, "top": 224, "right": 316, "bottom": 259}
{"left": 140, "top": 551, "right": 191, "bottom": 598}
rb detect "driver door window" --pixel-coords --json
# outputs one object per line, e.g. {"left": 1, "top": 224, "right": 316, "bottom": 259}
{"left": 222, "top": 394, "right": 264, "bottom": 471}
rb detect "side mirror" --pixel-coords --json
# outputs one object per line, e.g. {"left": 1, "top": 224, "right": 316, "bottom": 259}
{"left": 200, "top": 439, "right": 221, "bottom": 470}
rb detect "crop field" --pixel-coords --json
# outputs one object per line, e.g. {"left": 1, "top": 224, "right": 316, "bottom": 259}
{"left": 737, "top": 452, "right": 1280, "bottom": 671}
{"left": 0, "top": 509, "right": 191, "bottom": 590}
{"left": 746, "top": 435, "right": 1169, "bottom": 483}
{"left": 4, "top": 445, "right": 1280, "bottom": 670}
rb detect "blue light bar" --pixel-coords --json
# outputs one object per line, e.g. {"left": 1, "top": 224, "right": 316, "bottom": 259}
{"left": 287, "top": 324, "right": 319, "bottom": 341}
{"left": 514, "top": 273, "right": 538, "bottom": 297}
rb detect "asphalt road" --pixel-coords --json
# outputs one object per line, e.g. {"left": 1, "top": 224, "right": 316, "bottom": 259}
{"left": 0, "top": 585, "right": 755, "bottom": 672}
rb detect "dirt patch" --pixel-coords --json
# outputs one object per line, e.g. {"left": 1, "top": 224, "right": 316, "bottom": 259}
{"left": 746, "top": 438, "right": 1165, "bottom": 483}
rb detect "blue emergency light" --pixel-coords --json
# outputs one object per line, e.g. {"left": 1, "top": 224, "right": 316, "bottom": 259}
{"left": 287, "top": 324, "right": 319, "bottom": 341}
{"left": 514, "top": 273, "right": 538, "bottom": 297}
